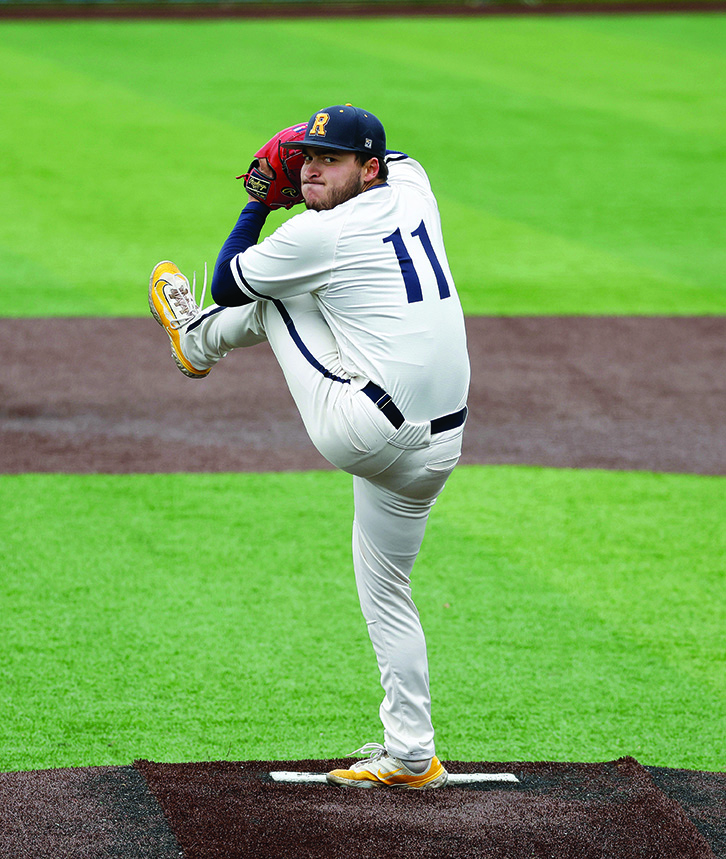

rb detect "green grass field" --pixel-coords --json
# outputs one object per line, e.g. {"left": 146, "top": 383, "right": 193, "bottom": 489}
{"left": 0, "top": 15, "right": 724, "bottom": 315}
{"left": 1, "top": 15, "right": 724, "bottom": 774}
{"left": 1, "top": 468, "right": 724, "bottom": 773}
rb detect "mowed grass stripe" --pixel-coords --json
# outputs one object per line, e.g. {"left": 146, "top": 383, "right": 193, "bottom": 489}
{"left": 1, "top": 467, "right": 723, "bottom": 772}
{"left": 0, "top": 16, "right": 723, "bottom": 316}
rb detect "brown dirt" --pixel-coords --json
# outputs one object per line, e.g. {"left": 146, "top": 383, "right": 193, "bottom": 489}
{"left": 132, "top": 757, "right": 720, "bottom": 859}
{"left": 2, "top": 0, "right": 726, "bottom": 19}
{"left": 1, "top": 316, "right": 724, "bottom": 856}
{"left": 1, "top": 758, "right": 723, "bottom": 858}
{"left": 1, "top": 316, "right": 724, "bottom": 476}
{"left": 0, "top": 765, "right": 181, "bottom": 859}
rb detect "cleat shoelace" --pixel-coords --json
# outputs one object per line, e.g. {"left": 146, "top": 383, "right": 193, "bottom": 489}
{"left": 161, "top": 263, "right": 208, "bottom": 330}
{"left": 347, "top": 742, "right": 388, "bottom": 770}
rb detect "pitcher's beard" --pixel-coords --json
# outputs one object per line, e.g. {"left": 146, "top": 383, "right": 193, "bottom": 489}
{"left": 304, "top": 173, "right": 365, "bottom": 211}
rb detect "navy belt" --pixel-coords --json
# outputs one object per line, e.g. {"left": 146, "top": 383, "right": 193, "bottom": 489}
{"left": 361, "top": 382, "right": 467, "bottom": 435}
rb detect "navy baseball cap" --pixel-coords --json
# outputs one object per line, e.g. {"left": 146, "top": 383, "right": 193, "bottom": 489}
{"left": 281, "top": 104, "right": 386, "bottom": 161}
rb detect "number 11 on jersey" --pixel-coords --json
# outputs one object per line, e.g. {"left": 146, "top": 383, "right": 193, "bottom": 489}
{"left": 383, "top": 219, "right": 451, "bottom": 304}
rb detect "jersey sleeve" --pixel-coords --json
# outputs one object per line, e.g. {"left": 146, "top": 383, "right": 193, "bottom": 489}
{"left": 230, "top": 209, "right": 335, "bottom": 302}
{"left": 384, "top": 152, "right": 434, "bottom": 195}
{"left": 211, "top": 201, "right": 269, "bottom": 306}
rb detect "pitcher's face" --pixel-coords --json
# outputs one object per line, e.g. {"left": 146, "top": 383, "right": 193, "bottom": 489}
{"left": 300, "top": 149, "right": 370, "bottom": 211}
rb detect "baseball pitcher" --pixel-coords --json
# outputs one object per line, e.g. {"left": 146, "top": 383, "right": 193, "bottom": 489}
{"left": 148, "top": 105, "right": 470, "bottom": 789}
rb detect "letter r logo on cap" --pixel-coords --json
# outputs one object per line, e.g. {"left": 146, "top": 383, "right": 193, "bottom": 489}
{"left": 310, "top": 113, "right": 329, "bottom": 137}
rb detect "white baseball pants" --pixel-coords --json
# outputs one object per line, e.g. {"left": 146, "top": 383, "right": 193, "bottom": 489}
{"left": 182, "top": 295, "right": 464, "bottom": 761}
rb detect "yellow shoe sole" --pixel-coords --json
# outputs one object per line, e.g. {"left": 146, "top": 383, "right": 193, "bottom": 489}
{"left": 148, "top": 260, "right": 210, "bottom": 379}
{"left": 327, "top": 758, "right": 449, "bottom": 789}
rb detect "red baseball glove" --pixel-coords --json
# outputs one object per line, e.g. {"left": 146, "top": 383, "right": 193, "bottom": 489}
{"left": 238, "top": 122, "right": 307, "bottom": 210}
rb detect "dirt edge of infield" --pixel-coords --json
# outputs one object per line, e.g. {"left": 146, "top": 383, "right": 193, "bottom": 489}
{"left": 2, "top": 0, "right": 726, "bottom": 19}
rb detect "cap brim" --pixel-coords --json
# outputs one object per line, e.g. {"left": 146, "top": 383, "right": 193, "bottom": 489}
{"left": 280, "top": 139, "right": 356, "bottom": 152}
{"left": 280, "top": 139, "right": 384, "bottom": 159}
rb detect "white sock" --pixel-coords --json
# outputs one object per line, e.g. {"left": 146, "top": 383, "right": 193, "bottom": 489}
{"left": 400, "top": 758, "right": 431, "bottom": 774}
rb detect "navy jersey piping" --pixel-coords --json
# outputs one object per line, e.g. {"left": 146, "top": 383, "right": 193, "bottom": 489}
{"left": 273, "top": 299, "right": 351, "bottom": 385}
{"left": 186, "top": 304, "right": 226, "bottom": 333}
{"left": 234, "top": 257, "right": 273, "bottom": 301}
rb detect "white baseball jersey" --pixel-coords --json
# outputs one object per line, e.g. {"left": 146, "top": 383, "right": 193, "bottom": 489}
{"left": 178, "top": 153, "right": 470, "bottom": 762}
{"left": 228, "top": 155, "right": 470, "bottom": 424}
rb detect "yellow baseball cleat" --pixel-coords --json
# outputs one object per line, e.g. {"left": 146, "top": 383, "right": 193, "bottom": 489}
{"left": 327, "top": 743, "right": 449, "bottom": 789}
{"left": 148, "top": 260, "right": 210, "bottom": 379}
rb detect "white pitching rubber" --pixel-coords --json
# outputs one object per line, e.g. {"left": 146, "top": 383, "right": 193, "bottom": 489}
{"left": 449, "top": 773, "right": 519, "bottom": 784}
{"left": 270, "top": 771, "right": 328, "bottom": 783}
{"left": 269, "top": 771, "right": 519, "bottom": 784}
